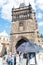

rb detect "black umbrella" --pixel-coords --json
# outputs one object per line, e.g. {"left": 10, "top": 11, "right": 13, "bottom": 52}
{"left": 17, "top": 42, "right": 41, "bottom": 53}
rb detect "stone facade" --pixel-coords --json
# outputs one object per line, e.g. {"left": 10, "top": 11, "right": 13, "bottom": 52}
{"left": 0, "top": 30, "right": 9, "bottom": 56}
{"left": 10, "top": 3, "right": 41, "bottom": 54}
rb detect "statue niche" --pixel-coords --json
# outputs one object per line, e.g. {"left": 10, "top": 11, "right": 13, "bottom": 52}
{"left": 19, "top": 21, "right": 24, "bottom": 31}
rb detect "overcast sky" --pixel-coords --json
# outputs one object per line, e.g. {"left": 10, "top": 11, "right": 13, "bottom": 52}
{"left": 0, "top": 0, "right": 43, "bottom": 37}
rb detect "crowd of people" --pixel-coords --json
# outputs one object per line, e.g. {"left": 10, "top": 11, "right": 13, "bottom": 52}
{"left": 3, "top": 52, "right": 24, "bottom": 65}
{"left": 3, "top": 52, "right": 36, "bottom": 65}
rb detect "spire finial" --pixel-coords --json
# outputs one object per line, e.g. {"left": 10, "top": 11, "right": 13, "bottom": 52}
{"left": 12, "top": 6, "right": 14, "bottom": 10}
{"left": 29, "top": 2, "right": 31, "bottom": 7}
{"left": 29, "top": 3, "right": 32, "bottom": 10}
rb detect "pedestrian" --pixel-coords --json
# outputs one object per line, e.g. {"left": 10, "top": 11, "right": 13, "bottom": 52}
{"left": 19, "top": 52, "right": 23, "bottom": 65}
{"left": 6, "top": 55, "right": 11, "bottom": 65}
{"left": 26, "top": 53, "right": 29, "bottom": 65}
{"left": 14, "top": 53, "right": 16, "bottom": 65}
{"left": 16, "top": 53, "right": 19, "bottom": 65}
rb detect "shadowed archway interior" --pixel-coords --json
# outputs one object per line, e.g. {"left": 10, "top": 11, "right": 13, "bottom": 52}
{"left": 16, "top": 37, "right": 29, "bottom": 49}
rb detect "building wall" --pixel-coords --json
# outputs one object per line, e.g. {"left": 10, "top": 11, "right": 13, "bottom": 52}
{"left": 0, "top": 30, "right": 9, "bottom": 56}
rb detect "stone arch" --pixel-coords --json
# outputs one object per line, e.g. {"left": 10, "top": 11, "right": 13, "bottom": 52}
{"left": 15, "top": 36, "right": 29, "bottom": 49}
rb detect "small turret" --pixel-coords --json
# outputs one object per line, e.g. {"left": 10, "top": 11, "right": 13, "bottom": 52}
{"left": 12, "top": 6, "right": 15, "bottom": 22}
{"left": 29, "top": 3, "right": 32, "bottom": 13}
{"left": 28, "top": 3, "right": 32, "bottom": 19}
{"left": 28, "top": 3, "right": 36, "bottom": 20}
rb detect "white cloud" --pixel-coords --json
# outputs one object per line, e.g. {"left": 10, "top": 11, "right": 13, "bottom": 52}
{"left": 37, "top": 13, "right": 43, "bottom": 19}
{"left": 38, "top": 22, "right": 43, "bottom": 27}
{"left": 36, "top": 0, "right": 43, "bottom": 4}
{"left": 0, "top": 0, "right": 43, "bottom": 21}
{"left": 0, "top": 0, "right": 17, "bottom": 21}
{"left": 1, "top": 4, "right": 12, "bottom": 21}
{"left": 0, "top": 0, "right": 36, "bottom": 21}
{"left": 36, "top": 0, "right": 43, "bottom": 10}
{"left": 0, "top": 0, "right": 8, "bottom": 8}
{"left": 25, "top": 0, "right": 36, "bottom": 10}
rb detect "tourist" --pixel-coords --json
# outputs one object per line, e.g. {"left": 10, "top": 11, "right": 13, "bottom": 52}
{"left": 26, "top": 54, "right": 29, "bottom": 65}
{"left": 16, "top": 53, "right": 19, "bottom": 65}
{"left": 19, "top": 52, "right": 23, "bottom": 65}
{"left": 6, "top": 55, "right": 11, "bottom": 65}
{"left": 14, "top": 53, "right": 16, "bottom": 65}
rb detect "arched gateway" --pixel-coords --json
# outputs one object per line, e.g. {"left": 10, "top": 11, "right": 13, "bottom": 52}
{"left": 16, "top": 37, "right": 29, "bottom": 49}
{"left": 10, "top": 3, "right": 41, "bottom": 54}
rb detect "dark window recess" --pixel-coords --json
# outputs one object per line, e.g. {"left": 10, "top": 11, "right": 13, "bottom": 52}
{"left": 3, "top": 47, "right": 7, "bottom": 56}
{"left": 35, "top": 20, "right": 37, "bottom": 22}
{"left": 16, "top": 15, "right": 19, "bottom": 19}
{"left": 19, "top": 21, "right": 23, "bottom": 26}
{"left": 37, "top": 35, "right": 39, "bottom": 38}
{"left": 29, "top": 15, "right": 32, "bottom": 19}
{"left": 38, "top": 40, "right": 40, "bottom": 42}
{"left": 37, "top": 31, "right": 39, "bottom": 33}
{"left": 29, "top": 10, "right": 32, "bottom": 13}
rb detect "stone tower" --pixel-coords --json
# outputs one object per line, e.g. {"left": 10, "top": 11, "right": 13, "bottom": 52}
{"left": 10, "top": 3, "right": 41, "bottom": 54}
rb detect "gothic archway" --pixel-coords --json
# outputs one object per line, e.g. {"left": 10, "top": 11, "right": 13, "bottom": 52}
{"left": 15, "top": 37, "right": 29, "bottom": 49}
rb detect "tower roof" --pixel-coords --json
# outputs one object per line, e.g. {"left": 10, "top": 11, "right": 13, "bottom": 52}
{"left": 19, "top": 3, "right": 25, "bottom": 8}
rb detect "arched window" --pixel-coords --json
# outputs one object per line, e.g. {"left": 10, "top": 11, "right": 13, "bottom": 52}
{"left": 3, "top": 47, "right": 7, "bottom": 56}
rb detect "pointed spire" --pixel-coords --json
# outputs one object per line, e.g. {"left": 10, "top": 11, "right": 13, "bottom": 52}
{"left": 28, "top": 3, "right": 32, "bottom": 13}
{"left": 12, "top": 6, "right": 15, "bottom": 11}
{"left": 29, "top": 3, "right": 32, "bottom": 10}
{"left": 29, "top": 3, "right": 31, "bottom": 6}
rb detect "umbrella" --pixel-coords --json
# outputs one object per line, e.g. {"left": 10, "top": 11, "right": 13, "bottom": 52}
{"left": 16, "top": 42, "right": 41, "bottom": 53}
